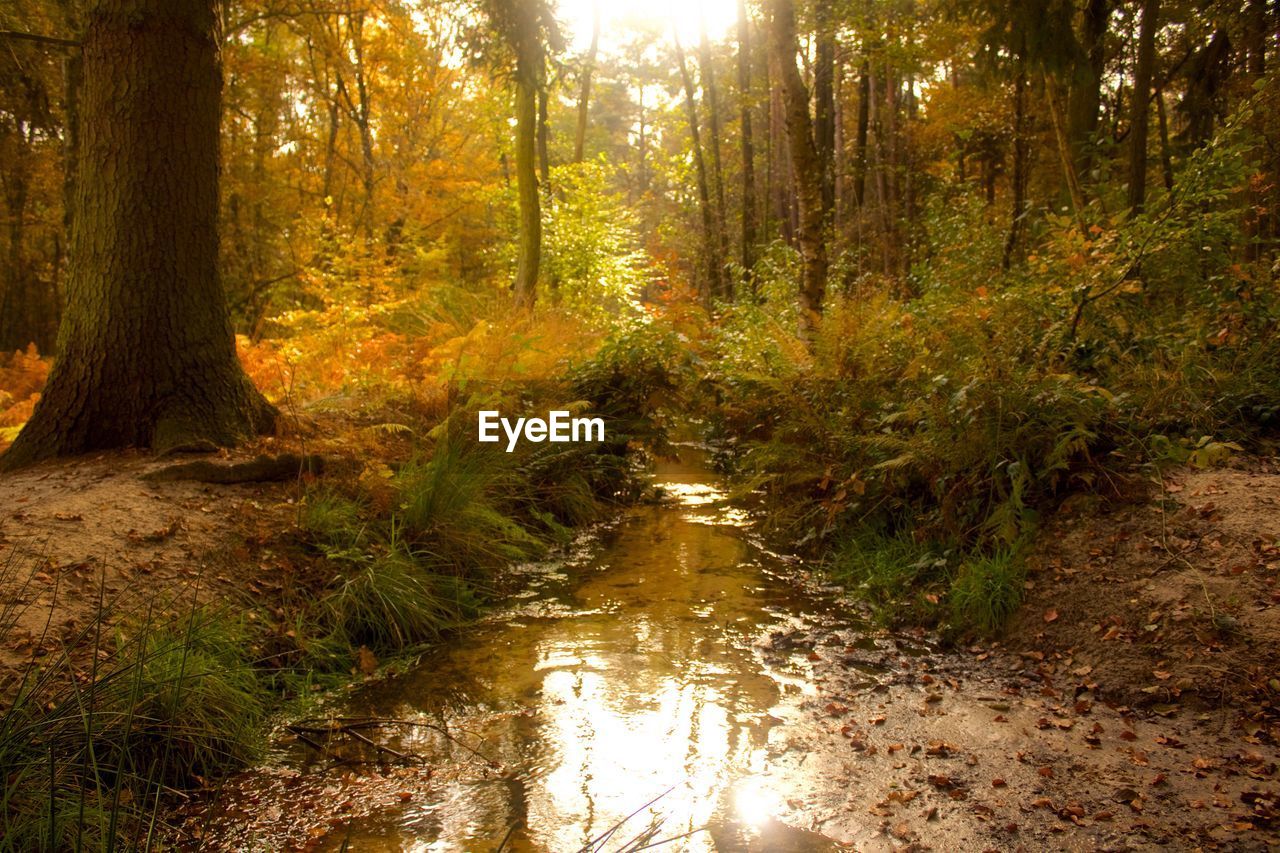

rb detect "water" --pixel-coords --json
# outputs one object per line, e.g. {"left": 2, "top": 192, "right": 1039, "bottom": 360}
{"left": 205, "top": 450, "right": 867, "bottom": 851}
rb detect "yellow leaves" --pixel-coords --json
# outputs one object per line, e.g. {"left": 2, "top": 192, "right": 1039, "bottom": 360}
{"left": 0, "top": 344, "right": 50, "bottom": 446}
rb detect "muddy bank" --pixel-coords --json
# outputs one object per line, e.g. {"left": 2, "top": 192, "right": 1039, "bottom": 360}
{"left": 1007, "top": 459, "right": 1280, "bottom": 713}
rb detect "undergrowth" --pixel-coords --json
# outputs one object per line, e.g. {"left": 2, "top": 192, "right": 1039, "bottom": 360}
{"left": 700, "top": 104, "right": 1279, "bottom": 637}
{"left": 0, "top": 553, "right": 266, "bottom": 851}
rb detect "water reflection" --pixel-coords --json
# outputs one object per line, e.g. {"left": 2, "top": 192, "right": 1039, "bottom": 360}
{"left": 240, "top": 452, "right": 847, "bottom": 851}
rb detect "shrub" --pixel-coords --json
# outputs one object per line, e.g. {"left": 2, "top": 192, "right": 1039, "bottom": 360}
{"left": 323, "top": 542, "right": 479, "bottom": 650}
{"left": 948, "top": 549, "right": 1026, "bottom": 636}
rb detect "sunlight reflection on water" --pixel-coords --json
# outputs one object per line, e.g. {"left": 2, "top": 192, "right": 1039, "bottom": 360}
{"left": 207, "top": 450, "right": 847, "bottom": 851}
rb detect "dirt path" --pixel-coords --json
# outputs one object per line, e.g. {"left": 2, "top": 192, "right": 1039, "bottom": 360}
{"left": 1008, "top": 459, "right": 1280, "bottom": 712}
{"left": 0, "top": 446, "right": 304, "bottom": 693}
{"left": 776, "top": 622, "right": 1279, "bottom": 850}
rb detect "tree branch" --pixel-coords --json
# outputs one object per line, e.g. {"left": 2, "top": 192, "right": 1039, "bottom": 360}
{"left": 0, "top": 30, "right": 80, "bottom": 49}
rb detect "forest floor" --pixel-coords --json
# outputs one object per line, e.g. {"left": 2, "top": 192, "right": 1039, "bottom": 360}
{"left": 0, "top": 440, "right": 313, "bottom": 697}
{"left": 1011, "top": 458, "right": 1280, "bottom": 711}
{"left": 1, "top": 449, "right": 1278, "bottom": 849}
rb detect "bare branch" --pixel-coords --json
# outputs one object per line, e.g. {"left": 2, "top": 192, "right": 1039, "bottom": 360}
{"left": 0, "top": 29, "right": 80, "bottom": 49}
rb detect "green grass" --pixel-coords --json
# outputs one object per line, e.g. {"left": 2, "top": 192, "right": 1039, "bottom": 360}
{"left": 948, "top": 549, "right": 1027, "bottom": 636}
{"left": 0, "top": 567, "right": 267, "bottom": 851}
{"left": 393, "top": 443, "right": 547, "bottom": 568}
{"left": 323, "top": 541, "right": 480, "bottom": 650}
{"left": 821, "top": 528, "right": 1027, "bottom": 636}
{"left": 823, "top": 529, "right": 949, "bottom": 622}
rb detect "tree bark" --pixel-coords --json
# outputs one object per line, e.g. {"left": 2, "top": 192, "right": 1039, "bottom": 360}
{"left": 1066, "top": 0, "right": 1111, "bottom": 181}
{"left": 1155, "top": 87, "right": 1173, "bottom": 191}
{"left": 675, "top": 30, "right": 723, "bottom": 302}
{"left": 1127, "top": 0, "right": 1159, "bottom": 214}
{"left": 537, "top": 86, "right": 551, "bottom": 202}
{"left": 766, "top": 0, "right": 828, "bottom": 338}
{"left": 513, "top": 68, "right": 541, "bottom": 306}
{"left": 699, "top": 17, "right": 730, "bottom": 299}
{"left": 813, "top": 0, "right": 836, "bottom": 216}
{"left": 347, "top": 13, "right": 375, "bottom": 240}
{"left": 573, "top": 0, "right": 600, "bottom": 162}
{"left": 503, "top": 0, "right": 544, "bottom": 308}
{"left": 737, "top": 0, "right": 759, "bottom": 280}
{"left": 1002, "top": 56, "right": 1028, "bottom": 270}
{"left": 854, "top": 60, "right": 870, "bottom": 208}
{"left": 2, "top": 0, "right": 276, "bottom": 470}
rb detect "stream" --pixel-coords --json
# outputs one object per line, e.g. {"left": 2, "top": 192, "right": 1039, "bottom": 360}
{"left": 201, "top": 448, "right": 892, "bottom": 850}
{"left": 194, "top": 449, "right": 1280, "bottom": 852}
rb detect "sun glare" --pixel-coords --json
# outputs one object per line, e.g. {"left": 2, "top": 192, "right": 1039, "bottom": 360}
{"left": 556, "top": 0, "right": 741, "bottom": 53}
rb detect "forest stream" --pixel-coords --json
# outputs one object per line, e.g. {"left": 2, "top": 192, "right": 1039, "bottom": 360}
{"left": 189, "top": 449, "right": 1280, "bottom": 852}
{"left": 199, "top": 447, "right": 866, "bottom": 850}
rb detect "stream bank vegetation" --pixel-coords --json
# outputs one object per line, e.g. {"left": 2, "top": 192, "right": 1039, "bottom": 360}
{"left": 704, "top": 104, "right": 1280, "bottom": 636}
{"left": 1, "top": 0, "right": 1278, "bottom": 845}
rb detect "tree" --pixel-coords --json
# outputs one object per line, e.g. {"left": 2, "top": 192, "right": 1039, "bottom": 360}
{"left": 1066, "top": 0, "right": 1112, "bottom": 180}
{"left": 699, "top": 15, "right": 730, "bottom": 300}
{"left": 573, "top": 0, "right": 600, "bottom": 163}
{"left": 480, "top": 0, "right": 555, "bottom": 307}
{"left": 1, "top": 0, "right": 276, "bottom": 470}
{"left": 674, "top": 29, "right": 724, "bottom": 302}
{"left": 1128, "top": 0, "right": 1159, "bottom": 214}
{"left": 737, "top": 0, "right": 759, "bottom": 279}
{"left": 813, "top": 0, "right": 836, "bottom": 215}
{"left": 766, "top": 0, "right": 828, "bottom": 337}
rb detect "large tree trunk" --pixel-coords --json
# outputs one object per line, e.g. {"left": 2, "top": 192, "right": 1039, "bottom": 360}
{"left": 766, "top": 0, "right": 828, "bottom": 338}
{"left": 2, "top": 0, "right": 275, "bottom": 471}
{"left": 675, "top": 31, "right": 723, "bottom": 302}
{"left": 573, "top": 0, "right": 600, "bottom": 162}
{"left": 737, "top": 0, "right": 759, "bottom": 280}
{"left": 1127, "top": 0, "right": 1159, "bottom": 214}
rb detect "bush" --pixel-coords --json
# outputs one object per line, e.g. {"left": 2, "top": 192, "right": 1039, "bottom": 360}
{"left": 324, "top": 542, "right": 479, "bottom": 649}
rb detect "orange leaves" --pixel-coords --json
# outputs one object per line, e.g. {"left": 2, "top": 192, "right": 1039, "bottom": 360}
{"left": 0, "top": 344, "right": 50, "bottom": 448}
